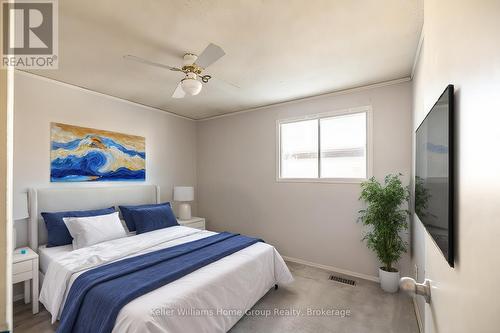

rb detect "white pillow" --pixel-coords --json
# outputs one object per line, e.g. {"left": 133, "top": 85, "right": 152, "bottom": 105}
{"left": 63, "top": 212, "right": 127, "bottom": 250}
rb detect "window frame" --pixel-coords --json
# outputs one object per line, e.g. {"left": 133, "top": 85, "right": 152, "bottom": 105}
{"left": 276, "top": 106, "right": 373, "bottom": 184}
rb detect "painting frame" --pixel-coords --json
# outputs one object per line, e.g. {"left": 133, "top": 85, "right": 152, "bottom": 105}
{"left": 50, "top": 123, "right": 146, "bottom": 182}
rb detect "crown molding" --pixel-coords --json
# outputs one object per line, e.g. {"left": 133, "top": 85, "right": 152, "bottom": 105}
{"left": 411, "top": 25, "right": 424, "bottom": 79}
{"left": 198, "top": 77, "right": 412, "bottom": 121}
{"left": 15, "top": 70, "right": 195, "bottom": 121}
{"left": 17, "top": 71, "right": 414, "bottom": 122}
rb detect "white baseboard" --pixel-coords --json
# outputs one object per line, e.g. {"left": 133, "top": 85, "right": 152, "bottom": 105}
{"left": 282, "top": 255, "right": 379, "bottom": 282}
{"left": 413, "top": 297, "right": 423, "bottom": 333}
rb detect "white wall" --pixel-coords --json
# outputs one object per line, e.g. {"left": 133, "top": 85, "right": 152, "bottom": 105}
{"left": 13, "top": 72, "right": 197, "bottom": 247}
{"left": 197, "top": 81, "right": 413, "bottom": 279}
{"left": 412, "top": 0, "right": 500, "bottom": 332}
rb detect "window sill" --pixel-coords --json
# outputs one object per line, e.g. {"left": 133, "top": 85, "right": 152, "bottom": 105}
{"left": 276, "top": 178, "right": 367, "bottom": 184}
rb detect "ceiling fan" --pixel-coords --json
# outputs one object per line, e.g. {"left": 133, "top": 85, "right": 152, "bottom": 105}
{"left": 124, "top": 43, "right": 230, "bottom": 98}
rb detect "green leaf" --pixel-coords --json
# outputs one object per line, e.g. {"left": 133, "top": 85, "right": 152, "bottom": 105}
{"left": 358, "top": 173, "right": 410, "bottom": 269}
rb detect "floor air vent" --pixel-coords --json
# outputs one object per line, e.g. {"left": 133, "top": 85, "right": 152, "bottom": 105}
{"left": 329, "top": 275, "right": 356, "bottom": 286}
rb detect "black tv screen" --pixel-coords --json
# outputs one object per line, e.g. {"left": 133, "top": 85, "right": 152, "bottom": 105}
{"left": 415, "top": 85, "right": 454, "bottom": 267}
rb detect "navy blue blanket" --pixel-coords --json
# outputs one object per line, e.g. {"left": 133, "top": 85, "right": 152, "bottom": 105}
{"left": 57, "top": 232, "right": 262, "bottom": 333}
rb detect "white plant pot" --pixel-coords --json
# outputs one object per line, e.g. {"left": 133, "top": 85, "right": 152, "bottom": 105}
{"left": 379, "top": 267, "right": 400, "bottom": 293}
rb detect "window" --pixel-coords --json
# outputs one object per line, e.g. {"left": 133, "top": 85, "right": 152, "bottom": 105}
{"left": 280, "top": 119, "right": 318, "bottom": 178}
{"left": 278, "top": 108, "right": 370, "bottom": 182}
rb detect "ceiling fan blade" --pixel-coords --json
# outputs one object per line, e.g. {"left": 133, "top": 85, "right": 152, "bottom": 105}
{"left": 124, "top": 55, "right": 182, "bottom": 72}
{"left": 195, "top": 43, "right": 225, "bottom": 69}
{"left": 172, "top": 82, "right": 186, "bottom": 99}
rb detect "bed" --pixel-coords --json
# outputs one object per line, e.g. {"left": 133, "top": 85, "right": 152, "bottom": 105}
{"left": 28, "top": 185, "right": 293, "bottom": 333}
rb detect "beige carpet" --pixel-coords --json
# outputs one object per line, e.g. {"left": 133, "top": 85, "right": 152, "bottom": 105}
{"left": 229, "top": 262, "right": 419, "bottom": 333}
{"left": 14, "top": 262, "right": 419, "bottom": 333}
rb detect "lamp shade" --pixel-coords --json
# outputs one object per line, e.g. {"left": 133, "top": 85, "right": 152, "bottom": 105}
{"left": 181, "top": 73, "right": 202, "bottom": 96}
{"left": 173, "top": 186, "right": 194, "bottom": 202}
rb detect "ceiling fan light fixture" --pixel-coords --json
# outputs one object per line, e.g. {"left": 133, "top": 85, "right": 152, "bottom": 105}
{"left": 181, "top": 73, "right": 202, "bottom": 96}
{"left": 181, "top": 77, "right": 202, "bottom": 96}
{"left": 124, "top": 43, "right": 229, "bottom": 99}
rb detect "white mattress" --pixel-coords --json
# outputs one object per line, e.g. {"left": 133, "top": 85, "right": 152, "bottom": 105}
{"left": 38, "top": 244, "right": 73, "bottom": 274}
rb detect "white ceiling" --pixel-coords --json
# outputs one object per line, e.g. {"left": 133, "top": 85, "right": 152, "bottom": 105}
{"left": 28, "top": 0, "right": 423, "bottom": 120}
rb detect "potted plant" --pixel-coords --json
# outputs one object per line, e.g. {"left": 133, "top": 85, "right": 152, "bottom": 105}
{"left": 358, "top": 174, "right": 409, "bottom": 293}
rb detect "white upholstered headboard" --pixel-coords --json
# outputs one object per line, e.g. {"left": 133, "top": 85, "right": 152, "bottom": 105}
{"left": 28, "top": 185, "right": 160, "bottom": 251}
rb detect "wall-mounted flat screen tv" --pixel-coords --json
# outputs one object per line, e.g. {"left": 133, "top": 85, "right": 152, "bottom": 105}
{"left": 415, "top": 85, "right": 454, "bottom": 267}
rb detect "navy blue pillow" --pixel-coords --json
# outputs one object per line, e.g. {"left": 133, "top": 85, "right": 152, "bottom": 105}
{"left": 130, "top": 204, "right": 178, "bottom": 234}
{"left": 42, "top": 207, "right": 116, "bottom": 247}
{"left": 119, "top": 202, "right": 170, "bottom": 232}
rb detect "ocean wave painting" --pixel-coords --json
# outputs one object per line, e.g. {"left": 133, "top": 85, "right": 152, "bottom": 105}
{"left": 50, "top": 123, "right": 146, "bottom": 182}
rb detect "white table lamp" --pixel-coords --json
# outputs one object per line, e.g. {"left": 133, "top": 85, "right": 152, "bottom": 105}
{"left": 173, "top": 186, "right": 194, "bottom": 220}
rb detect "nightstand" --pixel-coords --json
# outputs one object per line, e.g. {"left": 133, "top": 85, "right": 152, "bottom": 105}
{"left": 13, "top": 247, "right": 39, "bottom": 314}
{"left": 177, "top": 217, "right": 206, "bottom": 230}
